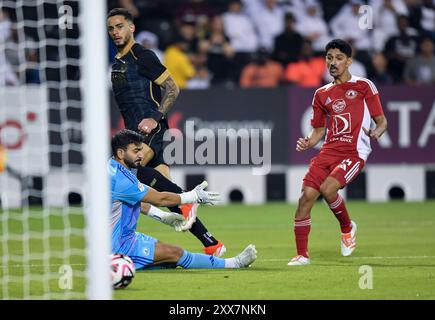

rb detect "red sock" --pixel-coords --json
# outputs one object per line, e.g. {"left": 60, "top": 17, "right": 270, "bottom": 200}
{"left": 327, "top": 194, "right": 352, "bottom": 233}
{"left": 294, "top": 217, "right": 311, "bottom": 258}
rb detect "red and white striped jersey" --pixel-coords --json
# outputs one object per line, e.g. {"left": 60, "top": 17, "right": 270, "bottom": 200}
{"left": 311, "top": 75, "right": 384, "bottom": 161}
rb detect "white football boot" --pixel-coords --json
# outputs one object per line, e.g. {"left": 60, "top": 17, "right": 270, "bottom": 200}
{"left": 287, "top": 255, "right": 311, "bottom": 266}
{"left": 234, "top": 244, "right": 257, "bottom": 268}
{"left": 341, "top": 220, "right": 357, "bottom": 257}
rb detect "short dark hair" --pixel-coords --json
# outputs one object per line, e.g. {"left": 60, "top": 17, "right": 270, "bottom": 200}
{"left": 111, "top": 129, "right": 143, "bottom": 156}
{"left": 107, "top": 8, "right": 134, "bottom": 22}
{"left": 325, "top": 39, "right": 352, "bottom": 57}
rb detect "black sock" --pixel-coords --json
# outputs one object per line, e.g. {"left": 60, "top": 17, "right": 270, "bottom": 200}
{"left": 189, "top": 218, "right": 218, "bottom": 247}
{"left": 136, "top": 165, "right": 183, "bottom": 193}
{"left": 135, "top": 166, "right": 219, "bottom": 247}
{"left": 136, "top": 165, "right": 183, "bottom": 213}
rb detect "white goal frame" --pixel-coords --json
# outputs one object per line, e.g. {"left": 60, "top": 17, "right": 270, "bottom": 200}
{"left": 80, "top": 0, "right": 111, "bottom": 300}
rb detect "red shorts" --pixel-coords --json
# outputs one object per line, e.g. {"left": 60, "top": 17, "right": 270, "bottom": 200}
{"left": 303, "top": 153, "right": 365, "bottom": 192}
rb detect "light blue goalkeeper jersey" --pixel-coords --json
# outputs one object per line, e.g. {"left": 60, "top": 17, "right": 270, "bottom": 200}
{"left": 108, "top": 158, "right": 149, "bottom": 254}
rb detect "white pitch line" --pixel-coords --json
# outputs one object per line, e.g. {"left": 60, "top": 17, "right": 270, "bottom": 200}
{"left": 260, "top": 256, "right": 435, "bottom": 262}
{"left": 0, "top": 263, "right": 86, "bottom": 269}
{"left": 1, "top": 256, "right": 435, "bottom": 269}
{"left": 0, "top": 256, "right": 435, "bottom": 269}
{"left": 346, "top": 255, "right": 435, "bottom": 260}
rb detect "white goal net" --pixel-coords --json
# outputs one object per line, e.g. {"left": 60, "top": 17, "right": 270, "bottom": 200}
{"left": 0, "top": 0, "right": 111, "bottom": 299}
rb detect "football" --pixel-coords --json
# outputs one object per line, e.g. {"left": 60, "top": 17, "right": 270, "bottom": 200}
{"left": 110, "top": 253, "right": 136, "bottom": 289}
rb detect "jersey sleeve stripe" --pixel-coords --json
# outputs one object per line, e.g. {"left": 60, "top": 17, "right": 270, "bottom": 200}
{"left": 154, "top": 69, "right": 170, "bottom": 85}
{"left": 117, "top": 164, "right": 137, "bottom": 185}
{"left": 361, "top": 78, "right": 378, "bottom": 95}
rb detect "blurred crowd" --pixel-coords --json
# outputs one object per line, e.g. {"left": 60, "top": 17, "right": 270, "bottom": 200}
{"left": 1, "top": 0, "right": 435, "bottom": 88}
{"left": 107, "top": 0, "right": 435, "bottom": 89}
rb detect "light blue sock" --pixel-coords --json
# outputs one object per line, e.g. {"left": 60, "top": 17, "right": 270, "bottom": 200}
{"left": 176, "top": 250, "right": 225, "bottom": 269}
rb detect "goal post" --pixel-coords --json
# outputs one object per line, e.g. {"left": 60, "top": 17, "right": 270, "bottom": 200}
{"left": 80, "top": 0, "right": 112, "bottom": 300}
{"left": 0, "top": 0, "right": 111, "bottom": 299}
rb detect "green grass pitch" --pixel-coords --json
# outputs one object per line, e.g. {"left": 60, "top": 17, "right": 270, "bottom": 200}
{"left": 1, "top": 201, "right": 435, "bottom": 299}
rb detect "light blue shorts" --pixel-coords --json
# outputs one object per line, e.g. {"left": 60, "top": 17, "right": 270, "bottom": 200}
{"left": 127, "top": 232, "right": 158, "bottom": 270}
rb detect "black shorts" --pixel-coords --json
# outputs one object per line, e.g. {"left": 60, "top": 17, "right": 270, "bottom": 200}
{"left": 142, "top": 119, "right": 169, "bottom": 168}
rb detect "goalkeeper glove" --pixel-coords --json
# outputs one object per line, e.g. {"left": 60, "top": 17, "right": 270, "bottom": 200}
{"left": 179, "top": 181, "right": 221, "bottom": 205}
{"left": 146, "top": 205, "right": 194, "bottom": 232}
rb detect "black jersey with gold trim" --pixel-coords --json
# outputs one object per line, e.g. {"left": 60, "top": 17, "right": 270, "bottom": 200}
{"left": 111, "top": 43, "right": 169, "bottom": 131}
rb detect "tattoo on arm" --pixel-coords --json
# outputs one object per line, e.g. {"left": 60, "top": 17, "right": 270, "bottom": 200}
{"left": 159, "top": 76, "right": 180, "bottom": 116}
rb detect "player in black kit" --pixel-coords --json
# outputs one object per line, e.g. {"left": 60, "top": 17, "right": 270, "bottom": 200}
{"left": 107, "top": 8, "right": 225, "bottom": 257}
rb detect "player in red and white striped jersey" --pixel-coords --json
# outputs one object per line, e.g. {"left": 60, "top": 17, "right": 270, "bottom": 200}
{"left": 288, "top": 39, "right": 388, "bottom": 266}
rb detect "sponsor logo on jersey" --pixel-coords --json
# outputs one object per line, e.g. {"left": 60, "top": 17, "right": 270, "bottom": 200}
{"left": 332, "top": 113, "right": 352, "bottom": 135}
{"left": 332, "top": 99, "right": 346, "bottom": 113}
{"left": 345, "top": 89, "right": 358, "bottom": 99}
{"left": 325, "top": 97, "right": 332, "bottom": 105}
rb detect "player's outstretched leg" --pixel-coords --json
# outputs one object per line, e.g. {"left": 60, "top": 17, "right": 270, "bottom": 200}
{"left": 151, "top": 242, "right": 256, "bottom": 269}
{"left": 177, "top": 244, "right": 257, "bottom": 269}
{"left": 136, "top": 165, "right": 226, "bottom": 256}
{"left": 320, "top": 177, "right": 356, "bottom": 256}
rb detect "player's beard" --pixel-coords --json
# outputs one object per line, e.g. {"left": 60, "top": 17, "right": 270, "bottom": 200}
{"left": 124, "top": 155, "right": 140, "bottom": 169}
{"left": 115, "top": 34, "right": 132, "bottom": 49}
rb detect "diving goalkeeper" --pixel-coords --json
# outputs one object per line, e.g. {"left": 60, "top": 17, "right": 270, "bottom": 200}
{"left": 110, "top": 129, "right": 257, "bottom": 270}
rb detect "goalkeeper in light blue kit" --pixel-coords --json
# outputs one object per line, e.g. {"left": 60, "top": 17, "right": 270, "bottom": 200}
{"left": 110, "top": 129, "right": 257, "bottom": 270}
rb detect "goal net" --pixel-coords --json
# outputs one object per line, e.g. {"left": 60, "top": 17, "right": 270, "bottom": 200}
{"left": 0, "top": 0, "right": 111, "bottom": 299}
